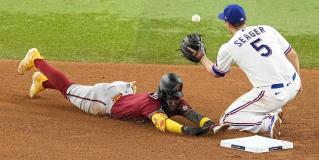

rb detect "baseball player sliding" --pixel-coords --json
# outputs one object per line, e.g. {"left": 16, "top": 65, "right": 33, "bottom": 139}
{"left": 180, "top": 4, "right": 301, "bottom": 138}
{"left": 18, "top": 48, "right": 229, "bottom": 136}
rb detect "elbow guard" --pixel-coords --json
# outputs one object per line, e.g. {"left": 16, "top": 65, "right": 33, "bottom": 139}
{"left": 151, "top": 112, "right": 183, "bottom": 133}
{"left": 151, "top": 112, "right": 168, "bottom": 132}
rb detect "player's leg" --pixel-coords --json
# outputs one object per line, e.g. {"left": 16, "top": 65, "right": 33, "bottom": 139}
{"left": 282, "top": 72, "right": 302, "bottom": 101}
{"left": 26, "top": 66, "right": 105, "bottom": 115}
{"left": 18, "top": 48, "right": 73, "bottom": 98}
{"left": 19, "top": 49, "right": 108, "bottom": 116}
{"left": 271, "top": 73, "right": 301, "bottom": 125}
{"left": 66, "top": 84, "right": 109, "bottom": 115}
{"left": 220, "top": 110, "right": 280, "bottom": 134}
{"left": 23, "top": 52, "right": 106, "bottom": 114}
{"left": 219, "top": 88, "right": 283, "bottom": 137}
{"left": 34, "top": 59, "right": 73, "bottom": 98}
{"left": 66, "top": 82, "right": 135, "bottom": 116}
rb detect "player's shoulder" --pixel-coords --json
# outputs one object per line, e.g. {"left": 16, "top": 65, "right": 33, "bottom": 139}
{"left": 148, "top": 92, "right": 159, "bottom": 100}
{"left": 125, "top": 92, "right": 155, "bottom": 99}
{"left": 219, "top": 40, "right": 232, "bottom": 50}
{"left": 147, "top": 93, "right": 162, "bottom": 104}
{"left": 256, "top": 25, "right": 278, "bottom": 33}
{"left": 249, "top": 24, "right": 272, "bottom": 29}
{"left": 218, "top": 42, "right": 232, "bottom": 55}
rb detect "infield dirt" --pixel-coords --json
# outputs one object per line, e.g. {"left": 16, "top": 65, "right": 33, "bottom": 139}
{"left": 0, "top": 60, "right": 318, "bottom": 159}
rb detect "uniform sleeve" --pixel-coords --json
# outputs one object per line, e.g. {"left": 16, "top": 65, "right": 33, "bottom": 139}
{"left": 268, "top": 26, "right": 291, "bottom": 55}
{"left": 176, "top": 99, "right": 193, "bottom": 116}
{"left": 212, "top": 44, "right": 234, "bottom": 77}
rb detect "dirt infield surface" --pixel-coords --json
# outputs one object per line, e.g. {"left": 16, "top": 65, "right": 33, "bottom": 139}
{"left": 0, "top": 60, "right": 318, "bottom": 159}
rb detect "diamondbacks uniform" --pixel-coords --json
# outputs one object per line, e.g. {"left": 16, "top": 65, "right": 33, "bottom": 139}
{"left": 67, "top": 84, "right": 193, "bottom": 122}
{"left": 67, "top": 81, "right": 136, "bottom": 116}
{"left": 112, "top": 93, "right": 193, "bottom": 121}
{"left": 213, "top": 25, "right": 301, "bottom": 133}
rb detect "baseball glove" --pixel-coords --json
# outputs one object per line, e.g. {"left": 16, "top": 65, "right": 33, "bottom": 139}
{"left": 180, "top": 33, "right": 206, "bottom": 63}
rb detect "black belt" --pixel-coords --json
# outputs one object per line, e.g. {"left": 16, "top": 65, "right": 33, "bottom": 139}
{"left": 271, "top": 73, "right": 297, "bottom": 89}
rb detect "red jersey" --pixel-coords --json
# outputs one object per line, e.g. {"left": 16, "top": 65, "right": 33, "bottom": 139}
{"left": 111, "top": 93, "right": 193, "bottom": 121}
{"left": 111, "top": 93, "right": 161, "bottom": 121}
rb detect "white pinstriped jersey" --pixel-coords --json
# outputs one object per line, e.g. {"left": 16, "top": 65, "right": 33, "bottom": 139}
{"left": 212, "top": 25, "right": 296, "bottom": 88}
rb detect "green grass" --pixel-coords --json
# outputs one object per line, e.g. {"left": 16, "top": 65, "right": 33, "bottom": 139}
{"left": 0, "top": 0, "right": 318, "bottom": 68}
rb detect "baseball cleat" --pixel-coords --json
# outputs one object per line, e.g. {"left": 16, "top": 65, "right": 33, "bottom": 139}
{"left": 29, "top": 71, "right": 48, "bottom": 98}
{"left": 18, "top": 48, "right": 44, "bottom": 74}
{"left": 212, "top": 123, "right": 230, "bottom": 134}
{"left": 270, "top": 114, "right": 282, "bottom": 138}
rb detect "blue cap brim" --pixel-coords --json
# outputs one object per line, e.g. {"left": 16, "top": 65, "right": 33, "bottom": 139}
{"left": 218, "top": 12, "right": 225, "bottom": 20}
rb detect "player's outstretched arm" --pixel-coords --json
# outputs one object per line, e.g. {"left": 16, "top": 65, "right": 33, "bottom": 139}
{"left": 200, "top": 55, "right": 220, "bottom": 78}
{"left": 150, "top": 112, "right": 209, "bottom": 136}
{"left": 184, "top": 110, "right": 229, "bottom": 134}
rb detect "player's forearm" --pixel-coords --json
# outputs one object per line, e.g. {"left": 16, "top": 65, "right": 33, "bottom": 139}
{"left": 185, "top": 110, "right": 203, "bottom": 124}
{"left": 286, "top": 48, "right": 300, "bottom": 74}
{"left": 151, "top": 115, "right": 193, "bottom": 134}
{"left": 200, "top": 56, "right": 220, "bottom": 78}
{"left": 185, "top": 110, "right": 215, "bottom": 129}
{"left": 165, "top": 119, "right": 209, "bottom": 136}
{"left": 165, "top": 118, "right": 183, "bottom": 133}
{"left": 151, "top": 112, "right": 182, "bottom": 133}
{"left": 200, "top": 56, "right": 214, "bottom": 72}
{"left": 151, "top": 112, "right": 208, "bottom": 135}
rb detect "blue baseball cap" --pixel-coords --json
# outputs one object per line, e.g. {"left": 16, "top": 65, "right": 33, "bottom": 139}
{"left": 218, "top": 4, "right": 246, "bottom": 25}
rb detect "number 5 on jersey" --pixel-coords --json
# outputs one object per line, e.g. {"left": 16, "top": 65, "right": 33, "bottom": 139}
{"left": 250, "top": 38, "right": 272, "bottom": 57}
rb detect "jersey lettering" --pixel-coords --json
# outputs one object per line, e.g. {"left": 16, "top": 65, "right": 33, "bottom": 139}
{"left": 234, "top": 40, "right": 243, "bottom": 47}
{"left": 234, "top": 27, "right": 266, "bottom": 47}
{"left": 112, "top": 93, "right": 123, "bottom": 102}
{"left": 259, "top": 26, "right": 266, "bottom": 33}
{"left": 221, "top": 25, "right": 295, "bottom": 88}
{"left": 243, "top": 34, "right": 252, "bottom": 41}
{"left": 149, "top": 93, "right": 159, "bottom": 99}
{"left": 250, "top": 38, "right": 272, "bottom": 57}
{"left": 248, "top": 31, "right": 256, "bottom": 37}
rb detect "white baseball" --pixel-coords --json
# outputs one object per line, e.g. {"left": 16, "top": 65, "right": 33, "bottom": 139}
{"left": 192, "top": 14, "right": 200, "bottom": 23}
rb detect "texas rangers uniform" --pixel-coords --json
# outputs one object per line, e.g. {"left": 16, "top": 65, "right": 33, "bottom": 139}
{"left": 213, "top": 25, "right": 301, "bottom": 133}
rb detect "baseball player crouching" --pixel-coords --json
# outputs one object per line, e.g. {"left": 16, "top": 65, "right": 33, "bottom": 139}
{"left": 17, "top": 48, "right": 229, "bottom": 136}
{"left": 180, "top": 4, "right": 301, "bottom": 138}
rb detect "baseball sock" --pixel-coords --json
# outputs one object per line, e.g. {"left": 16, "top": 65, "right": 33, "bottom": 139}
{"left": 34, "top": 59, "right": 74, "bottom": 98}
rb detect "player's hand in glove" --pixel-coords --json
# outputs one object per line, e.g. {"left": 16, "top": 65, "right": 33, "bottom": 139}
{"left": 180, "top": 33, "right": 206, "bottom": 63}
{"left": 202, "top": 120, "right": 230, "bottom": 134}
{"left": 181, "top": 125, "right": 209, "bottom": 136}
